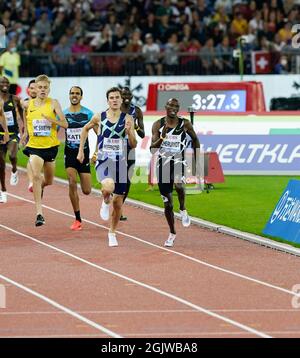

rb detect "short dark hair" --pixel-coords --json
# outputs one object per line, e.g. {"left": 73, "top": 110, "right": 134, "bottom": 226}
{"left": 28, "top": 79, "right": 35, "bottom": 88}
{"left": 106, "top": 86, "right": 121, "bottom": 99}
{"left": 69, "top": 86, "right": 83, "bottom": 96}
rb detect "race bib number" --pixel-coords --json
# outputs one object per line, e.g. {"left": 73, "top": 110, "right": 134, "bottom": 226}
{"left": 66, "top": 128, "right": 82, "bottom": 145}
{"left": 32, "top": 119, "right": 51, "bottom": 137}
{"left": 161, "top": 134, "right": 181, "bottom": 153}
{"left": 4, "top": 111, "right": 14, "bottom": 126}
{"left": 102, "top": 138, "right": 123, "bottom": 157}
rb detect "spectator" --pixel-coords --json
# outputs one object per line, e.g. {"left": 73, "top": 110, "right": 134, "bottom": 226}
{"left": 278, "top": 21, "right": 293, "bottom": 43}
{"left": 274, "top": 54, "right": 290, "bottom": 74}
{"left": 163, "top": 33, "right": 180, "bottom": 75}
{"left": 215, "top": 35, "right": 234, "bottom": 74}
{"left": 52, "top": 35, "right": 72, "bottom": 75}
{"left": 34, "top": 11, "right": 52, "bottom": 40}
{"left": 181, "top": 36, "right": 202, "bottom": 75}
{"left": 0, "top": 39, "right": 21, "bottom": 94}
{"left": 52, "top": 10, "right": 68, "bottom": 44}
{"left": 71, "top": 36, "right": 92, "bottom": 75}
{"left": 112, "top": 24, "right": 128, "bottom": 52}
{"left": 230, "top": 11, "right": 248, "bottom": 38}
{"left": 124, "top": 29, "right": 143, "bottom": 75}
{"left": 142, "top": 33, "right": 162, "bottom": 76}
{"left": 200, "top": 38, "right": 219, "bottom": 74}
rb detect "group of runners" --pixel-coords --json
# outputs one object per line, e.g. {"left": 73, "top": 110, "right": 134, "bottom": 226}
{"left": 0, "top": 74, "right": 200, "bottom": 247}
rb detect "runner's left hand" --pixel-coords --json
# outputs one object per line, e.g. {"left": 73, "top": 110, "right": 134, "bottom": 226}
{"left": 125, "top": 118, "right": 132, "bottom": 134}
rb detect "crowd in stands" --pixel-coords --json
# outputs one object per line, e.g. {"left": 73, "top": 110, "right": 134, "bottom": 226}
{"left": 0, "top": 0, "right": 299, "bottom": 76}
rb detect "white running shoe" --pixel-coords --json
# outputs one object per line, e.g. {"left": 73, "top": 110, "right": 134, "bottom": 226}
{"left": 100, "top": 200, "right": 110, "bottom": 221}
{"left": 164, "top": 233, "right": 176, "bottom": 247}
{"left": 10, "top": 171, "right": 19, "bottom": 186}
{"left": 180, "top": 210, "right": 191, "bottom": 227}
{"left": 0, "top": 191, "right": 7, "bottom": 203}
{"left": 108, "top": 232, "right": 118, "bottom": 247}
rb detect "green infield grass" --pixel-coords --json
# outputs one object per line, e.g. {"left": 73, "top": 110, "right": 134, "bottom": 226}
{"left": 16, "top": 145, "right": 300, "bottom": 248}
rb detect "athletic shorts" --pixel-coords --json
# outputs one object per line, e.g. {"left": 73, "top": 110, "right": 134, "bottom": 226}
{"left": 23, "top": 146, "right": 59, "bottom": 162}
{"left": 64, "top": 146, "right": 90, "bottom": 174}
{"left": 96, "top": 158, "right": 128, "bottom": 195}
{"left": 157, "top": 160, "right": 186, "bottom": 196}
{"left": 0, "top": 133, "right": 19, "bottom": 152}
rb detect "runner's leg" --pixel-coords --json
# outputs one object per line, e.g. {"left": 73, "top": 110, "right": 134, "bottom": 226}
{"left": 29, "top": 154, "right": 45, "bottom": 215}
{"left": 0, "top": 146, "right": 7, "bottom": 192}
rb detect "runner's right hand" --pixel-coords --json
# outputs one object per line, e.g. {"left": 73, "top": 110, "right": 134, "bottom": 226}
{"left": 77, "top": 150, "right": 84, "bottom": 163}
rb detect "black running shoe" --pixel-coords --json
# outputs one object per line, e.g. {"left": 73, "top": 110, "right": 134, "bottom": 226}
{"left": 120, "top": 215, "right": 127, "bottom": 221}
{"left": 35, "top": 214, "right": 45, "bottom": 227}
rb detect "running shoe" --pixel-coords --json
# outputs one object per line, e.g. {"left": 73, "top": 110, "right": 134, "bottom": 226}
{"left": 70, "top": 220, "right": 82, "bottom": 231}
{"left": 108, "top": 232, "right": 118, "bottom": 247}
{"left": 100, "top": 200, "right": 110, "bottom": 221}
{"left": 120, "top": 215, "right": 127, "bottom": 221}
{"left": 164, "top": 233, "right": 176, "bottom": 247}
{"left": 10, "top": 171, "right": 19, "bottom": 186}
{"left": 28, "top": 183, "right": 33, "bottom": 193}
{"left": 180, "top": 210, "right": 191, "bottom": 227}
{"left": 0, "top": 191, "right": 7, "bottom": 203}
{"left": 35, "top": 214, "right": 45, "bottom": 227}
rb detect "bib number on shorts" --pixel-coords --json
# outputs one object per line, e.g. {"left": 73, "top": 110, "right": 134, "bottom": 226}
{"left": 66, "top": 127, "right": 82, "bottom": 145}
{"left": 161, "top": 134, "right": 181, "bottom": 153}
{"left": 4, "top": 111, "right": 14, "bottom": 126}
{"left": 102, "top": 137, "right": 123, "bottom": 158}
{"left": 32, "top": 119, "right": 51, "bottom": 137}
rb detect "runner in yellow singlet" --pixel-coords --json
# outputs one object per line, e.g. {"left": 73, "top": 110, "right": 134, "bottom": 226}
{"left": 22, "top": 74, "right": 68, "bottom": 226}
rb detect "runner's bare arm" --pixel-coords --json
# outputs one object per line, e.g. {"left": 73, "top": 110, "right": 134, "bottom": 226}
{"left": 135, "top": 106, "right": 145, "bottom": 139}
{"left": 0, "top": 99, "right": 9, "bottom": 143}
{"left": 125, "top": 114, "right": 137, "bottom": 149}
{"left": 184, "top": 119, "right": 201, "bottom": 176}
{"left": 44, "top": 99, "right": 68, "bottom": 129}
{"left": 77, "top": 113, "right": 100, "bottom": 163}
{"left": 151, "top": 120, "right": 168, "bottom": 150}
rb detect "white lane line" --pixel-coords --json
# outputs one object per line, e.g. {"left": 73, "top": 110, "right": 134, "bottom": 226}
{"left": 0, "top": 309, "right": 299, "bottom": 316}
{"left": 3, "top": 331, "right": 300, "bottom": 339}
{"left": 6, "top": 192, "right": 300, "bottom": 298}
{"left": 0, "top": 273, "right": 121, "bottom": 338}
{"left": 0, "top": 224, "right": 271, "bottom": 338}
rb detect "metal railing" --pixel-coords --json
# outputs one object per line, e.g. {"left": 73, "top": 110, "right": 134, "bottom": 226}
{"left": 19, "top": 49, "right": 300, "bottom": 77}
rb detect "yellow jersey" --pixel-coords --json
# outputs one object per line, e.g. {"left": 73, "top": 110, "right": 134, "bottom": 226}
{"left": 26, "top": 98, "right": 60, "bottom": 149}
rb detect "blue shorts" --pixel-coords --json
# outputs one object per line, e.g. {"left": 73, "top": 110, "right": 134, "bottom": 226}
{"left": 96, "top": 158, "right": 128, "bottom": 195}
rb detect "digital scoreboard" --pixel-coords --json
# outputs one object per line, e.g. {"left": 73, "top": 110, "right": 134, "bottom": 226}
{"left": 147, "top": 82, "right": 266, "bottom": 112}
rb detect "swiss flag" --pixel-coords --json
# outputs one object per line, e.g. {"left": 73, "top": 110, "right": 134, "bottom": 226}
{"left": 251, "top": 51, "right": 271, "bottom": 74}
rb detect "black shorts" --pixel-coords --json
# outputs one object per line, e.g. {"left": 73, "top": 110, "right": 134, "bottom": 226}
{"left": 64, "top": 146, "right": 90, "bottom": 174}
{"left": 157, "top": 160, "right": 186, "bottom": 196}
{"left": 0, "top": 133, "right": 19, "bottom": 152}
{"left": 23, "top": 146, "right": 59, "bottom": 162}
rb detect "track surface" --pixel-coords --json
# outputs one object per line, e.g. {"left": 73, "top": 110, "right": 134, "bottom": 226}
{"left": 1, "top": 171, "right": 300, "bottom": 338}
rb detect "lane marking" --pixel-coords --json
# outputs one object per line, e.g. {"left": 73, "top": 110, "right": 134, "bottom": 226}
{"left": 0, "top": 224, "right": 272, "bottom": 338}
{"left": 0, "top": 273, "right": 121, "bottom": 338}
{"left": 0, "top": 308, "right": 299, "bottom": 315}
{"left": 6, "top": 192, "right": 300, "bottom": 298}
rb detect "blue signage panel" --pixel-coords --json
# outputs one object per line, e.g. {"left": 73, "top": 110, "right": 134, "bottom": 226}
{"left": 199, "top": 135, "right": 300, "bottom": 172}
{"left": 263, "top": 180, "right": 300, "bottom": 243}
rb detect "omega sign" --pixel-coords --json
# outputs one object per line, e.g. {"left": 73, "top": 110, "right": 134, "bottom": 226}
{"left": 157, "top": 83, "right": 190, "bottom": 91}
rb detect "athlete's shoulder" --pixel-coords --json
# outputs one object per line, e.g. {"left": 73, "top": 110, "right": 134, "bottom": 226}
{"left": 63, "top": 107, "right": 70, "bottom": 115}
{"left": 153, "top": 117, "right": 165, "bottom": 128}
{"left": 81, "top": 106, "right": 94, "bottom": 116}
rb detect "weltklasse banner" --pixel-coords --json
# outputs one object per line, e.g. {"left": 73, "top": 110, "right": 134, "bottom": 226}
{"left": 263, "top": 180, "right": 300, "bottom": 244}
{"left": 199, "top": 135, "right": 300, "bottom": 173}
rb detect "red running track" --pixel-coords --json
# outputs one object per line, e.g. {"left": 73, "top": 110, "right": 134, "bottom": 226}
{"left": 1, "top": 171, "right": 300, "bottom": 338}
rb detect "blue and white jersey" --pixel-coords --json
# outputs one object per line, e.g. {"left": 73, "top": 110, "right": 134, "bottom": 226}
{"left": 97, "top": 111, "right": 127, "bottom": 164}
{"left": 64, "top": 106, "right": 93, "bottom": 150}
